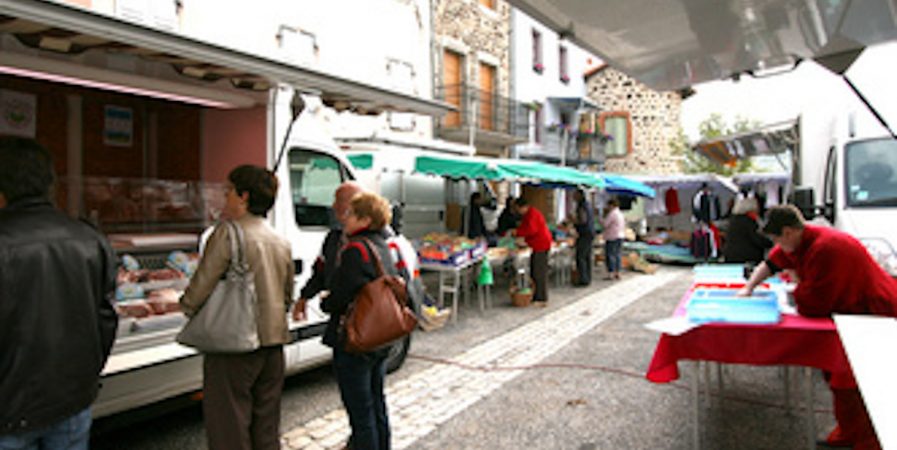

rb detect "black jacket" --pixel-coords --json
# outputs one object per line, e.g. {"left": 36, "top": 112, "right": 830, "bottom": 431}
{"left": 0, "top": 198, "right": 118, "bottom": 434}
{"left": 321, "top": 229, "right": 398, "bottom": 350}
{"left": 723, "top": 214, "right": 773, "bottom": 264}
{"left": 496, "top": 209, "right": 520, "bottom": 237}
{"left": 300, "top": 227, "right": 345, "bottom": 300}
{"left": 574, "top": 200, "right": 595, "bottom": 239}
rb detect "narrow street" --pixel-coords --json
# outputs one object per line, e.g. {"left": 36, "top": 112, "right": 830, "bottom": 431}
{"left": 92, "top": 267, "right": 837, "bottom": 449}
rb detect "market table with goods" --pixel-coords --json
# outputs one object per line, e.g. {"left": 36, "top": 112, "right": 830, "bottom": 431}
{"left": 644, "top": 265, "right": 851, "bottom": 450}
{"left": 415, "top": 234, "right": 576, "bottom": 318}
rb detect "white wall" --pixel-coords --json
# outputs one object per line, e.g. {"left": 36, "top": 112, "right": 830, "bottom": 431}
{"left": 510, "top": 8, "right": 596, "bottom": 145}
{"left": 176, "top": 0, "right": 435, "bottom": 140}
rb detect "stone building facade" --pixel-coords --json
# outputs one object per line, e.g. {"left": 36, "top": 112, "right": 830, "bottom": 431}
{"left": 432, "top": 0, "right": 516, "bottom": 157}
{"left": 433, "top": 0, "right": 511, "bottom": 100}
{"left": 586, "top": 65, "right": 683, "bottom": 174}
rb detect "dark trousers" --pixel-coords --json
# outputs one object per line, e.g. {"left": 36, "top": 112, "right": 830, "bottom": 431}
{"left": 530, "top": 250, "right": 549, "bottom": 302}
{"left": 203, "top": 346, "right": 284, "bottom": 450}
{"left": 333, "top": 347, "right": 390, "bottom": 450}
{"left": 604, "top": 239, "right": 623, "bottom": 273}
{"left": 575, "top": 235, "right": 594, "bottom": 285}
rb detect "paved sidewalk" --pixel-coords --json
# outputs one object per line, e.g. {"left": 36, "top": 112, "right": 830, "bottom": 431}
{"left": 281, "top": 269, "right": 683, "bottom": 450}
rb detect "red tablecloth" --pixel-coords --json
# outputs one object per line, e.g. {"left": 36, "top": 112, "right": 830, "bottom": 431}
{"left": 646, "top": 288, "right": 855, "bottom": 389}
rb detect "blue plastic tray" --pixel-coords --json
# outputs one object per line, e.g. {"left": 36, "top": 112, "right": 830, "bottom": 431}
{"left": 692, "top": 264, "right": 785, "bottom": 285}
{"left": 692, "top": 264, "right": 745, "bottom": 281}
{"left": 686, "top": 288, "right": 781, "bottom": 324}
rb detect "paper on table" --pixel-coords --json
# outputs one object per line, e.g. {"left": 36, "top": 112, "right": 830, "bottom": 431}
{"left": 644, "top": 316, "right": 701, "bottom": 336}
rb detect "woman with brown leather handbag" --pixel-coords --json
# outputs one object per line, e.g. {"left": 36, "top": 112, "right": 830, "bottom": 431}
{"left": 322, "top": 191, "right": 412, "bottom": 450}
{"left": 179, "top": 165, "right": 294, "bottom": 450}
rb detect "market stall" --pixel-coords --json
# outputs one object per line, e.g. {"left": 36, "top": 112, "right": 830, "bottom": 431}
{"left": 645, "top": 265, "right": 844, "bottom": 450}
{"left": 0, "top": 0, "right": 451, "bottom": 417}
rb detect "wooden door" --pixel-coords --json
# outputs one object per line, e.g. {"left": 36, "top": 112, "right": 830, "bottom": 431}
{"left": 443, "top": 50, "right": 462, "bottom": 127}
{"left": 479, "top": 63, "right": 495, "bottom": 131}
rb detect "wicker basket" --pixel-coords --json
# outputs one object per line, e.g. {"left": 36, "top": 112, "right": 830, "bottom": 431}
{"left": 509, "top": 276, "right": 535, "bottom": 307}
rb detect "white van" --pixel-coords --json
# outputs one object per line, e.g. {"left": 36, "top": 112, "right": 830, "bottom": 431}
{"left": 793, "top": 83, "right": 897, "bottom": 276}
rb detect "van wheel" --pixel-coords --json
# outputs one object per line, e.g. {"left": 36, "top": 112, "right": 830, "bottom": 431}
{"left": 385, "top": 335, "right": 411, "bottom": 374}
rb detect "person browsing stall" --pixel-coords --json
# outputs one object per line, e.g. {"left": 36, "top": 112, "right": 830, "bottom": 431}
{"left": 180, "top": 165, "right": 294, "bottom": 450}
{"left": 722, "top": 197, "right": 772, "bottom": 264}
{"left": 292, "top": 181, "right": 364, "bottom": 322}
{"left": 572, "top": 189, "right": 596, "bottom": 286}
{"left": 496, "top": 196, "right": 520, "bottom": 237}
{"left": 512, "top": 197, "right": 553, "bottom": 306}
{"left": 739, "top": 205, "right": 897, "bottom": 450}
{"left": 601, "top": 198, "right": 626, "bottom": 280}
{"left": 321, "top": 192, "right": 399, "bottom": 450}
{"left": 0, "top": 137, "right": 118, "bottom": 450}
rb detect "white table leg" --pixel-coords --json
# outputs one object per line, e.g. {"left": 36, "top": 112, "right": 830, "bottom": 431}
{"left": 704, "top": 362, "right": 712, "bottom": 408}
{"left": 692, "top": 361, "right": 702, "bottom": 450}
{"left": 805, "top": 367, "right": 816, "bottom": 450}
{"left": 716, "top": 363, "right": 724, "bottom": 396}
{"left": 437, "top": 271, "right": 446, "bottom": 309}
{"left": 783, "top": 366, "right": 792, "bottom": 414}
{"left": 452, "top": 269, "right": 460, "bottom": 323}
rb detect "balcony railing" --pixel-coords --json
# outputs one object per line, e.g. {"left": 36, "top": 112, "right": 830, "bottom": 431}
{"left": 434, "top": 83, "right": 529, "bottom": 142}
{"left": 520, "top": 128, "right": 606, "bottom": 166}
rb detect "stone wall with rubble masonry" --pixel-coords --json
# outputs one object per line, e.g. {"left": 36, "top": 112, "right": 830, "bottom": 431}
{"left": 587, "top": 67, "right": 683, "bottom": 175}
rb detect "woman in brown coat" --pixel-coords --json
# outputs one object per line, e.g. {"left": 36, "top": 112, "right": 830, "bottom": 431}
{"left": 180, "top": 165, "right": 294, "bottom": 450}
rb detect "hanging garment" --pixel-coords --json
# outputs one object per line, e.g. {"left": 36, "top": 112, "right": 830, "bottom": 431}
{"left": 692, "top": 190, "right": 722, "bottom": 223}
{"left": 690, "top": 226, "right": 712, "bottom": 259}
{"left": 645, "top": 193, "right": 667, "bottom": 216}
{"left": 664, "top": 188, "right": 681, "bottom": 215}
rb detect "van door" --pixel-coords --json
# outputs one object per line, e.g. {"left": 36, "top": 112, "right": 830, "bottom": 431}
{"left": 823, "top": 145, "right": 837, "bottom": 223}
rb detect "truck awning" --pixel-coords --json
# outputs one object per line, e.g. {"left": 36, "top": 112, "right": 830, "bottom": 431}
{"left": 0, "top": 0, "right": 454, "bottom": 116}
{"left": 692, "top": 119, "right": 798, "bottom": 167}
{"left": 508, "top": 0, "right": 897, "bottom": 91}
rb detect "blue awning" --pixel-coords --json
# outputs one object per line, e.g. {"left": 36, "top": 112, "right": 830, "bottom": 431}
{"left": 600, "top": 173, "right": 656, "bottom": 198}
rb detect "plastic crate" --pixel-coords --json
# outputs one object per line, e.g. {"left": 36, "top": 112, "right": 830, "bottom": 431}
{"left": 469, "top": 241, "right": 487, "bottom": 260}
{"left": 686, "top": 288, "right": 781, "bottom": 324}
{"left": 419, "top": 249, "right": 470, "bottom": 267}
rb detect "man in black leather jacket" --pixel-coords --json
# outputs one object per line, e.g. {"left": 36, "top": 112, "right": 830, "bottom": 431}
{"left": 0, "top": 137, "right": 118, "bottom": 447}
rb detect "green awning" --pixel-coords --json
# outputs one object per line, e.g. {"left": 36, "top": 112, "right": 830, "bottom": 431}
{"left": 504, "top": 162, "right": 605, "bottom": 189}
{"left": 414, "top": 155, "right": 514, "bottom": 180}
{"left": 347, "top": 153, "right": 373, "bottom": 170}
{"left": 413, "top": 154, "right": 605, "bottom": 188}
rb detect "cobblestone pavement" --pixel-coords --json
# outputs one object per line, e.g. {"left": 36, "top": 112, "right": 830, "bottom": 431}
{"left": 281, "top": 269, "right": 683, "bottom": 450}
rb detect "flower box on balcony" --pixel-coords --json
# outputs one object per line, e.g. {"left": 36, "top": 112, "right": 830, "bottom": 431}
{"left": 560, "top": 74, "right": 570, "bottom": 84}
{"left": 533, "top": 63, "right": 544, "bottom": 74}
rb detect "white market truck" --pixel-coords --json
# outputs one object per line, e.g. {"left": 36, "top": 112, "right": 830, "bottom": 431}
{"left": 791, "top": 74, "right": 897, "bottom": 276}
{"left": 0, "top": 0, "right": 448, "bottom": 419}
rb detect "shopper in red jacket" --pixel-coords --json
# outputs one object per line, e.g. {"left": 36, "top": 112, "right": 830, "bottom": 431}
{"left": 513, "top": 197, "right": 553, "bottom": 306}
{"left": 740, "top": 205, "right": 897, "bottom": 450}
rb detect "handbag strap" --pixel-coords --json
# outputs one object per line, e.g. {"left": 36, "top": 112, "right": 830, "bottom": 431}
{"left": 223, "top": 220, "right": 250, "bottom": 275}
{"left": 357, "top": 237, "right": 388, "bottom": 278}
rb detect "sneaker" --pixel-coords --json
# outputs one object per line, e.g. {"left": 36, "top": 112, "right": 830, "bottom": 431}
{"left": 531, "top": 301, "right": 547, "bottom": 308}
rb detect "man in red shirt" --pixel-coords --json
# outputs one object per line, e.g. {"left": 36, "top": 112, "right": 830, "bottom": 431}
{"left": 513, "top": 197, "right": 553, "bottom": 306}
{"left": 741, "top": 205, "right": 897, "bottom": 450}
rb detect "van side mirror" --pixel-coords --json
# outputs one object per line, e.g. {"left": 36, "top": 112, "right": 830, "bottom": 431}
{"left": 792, "top": 187, "right": 817, "bottom": 219}
{"left": 293, "top": 259, "right": 303, "bottom": 275}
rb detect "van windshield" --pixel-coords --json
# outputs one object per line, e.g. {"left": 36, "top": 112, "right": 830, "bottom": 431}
{"left": 288, "top": 148, "right": 347, "bottom": 226}
{"left": 845, "top": 138, "right": 897, "bottom": 207}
